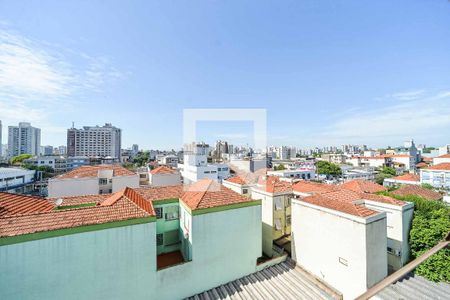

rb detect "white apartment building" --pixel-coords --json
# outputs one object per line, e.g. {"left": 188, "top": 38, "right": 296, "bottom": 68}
{"left": 320, "top": 153, "right": 347, "bottom": 164}
{"left": 228, "top": 156, "right": 266, "bottom": 173}
{"left": 0, "top": 120, "right": 2, "bottom": 159}
{"left": 156, "top": 154, "right": 179, "bottom": 168}
{"left": 384, "top": 173, "right": 421, "bottom": 187}
{"left": 178, "top": 143, "right": 230, "bottom": 183}
{"left": 223, "top": 176, "right": 252, "bottom": 196}
{"left": 341, "top": 166, "right": 375, "bottom": 182}
{"left": 251, "top": 176, "right": 293, "bottom": 257}
{"left": 48, "top": 165, "right": 139, "bottom": 197}
{"left": 420, "top": 163, "right": 450, "bottom": 189}
{"left": 347, "top": 156, "right": 391, "bottom": 168}
{"left": 0, "top": 168, "right": 36, "bottom": 194}
{"left": 23, "top": 156, "right": 68, "bottom": 174}
{"left": 291, "top": 189, "right": 413, "bottom": 299}
{"left": 149, "top": 166, "right": 181, "bottom": 187}
{"left": 8, "top": 122, "right": 41, "bottom": 157}
{"left": 67, "top": 123, "right": 121, "bottom": 159}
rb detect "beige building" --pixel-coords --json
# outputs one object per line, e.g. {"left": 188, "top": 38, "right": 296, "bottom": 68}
{"left": 149, "top": 166, "right": 181, "bottom": 187}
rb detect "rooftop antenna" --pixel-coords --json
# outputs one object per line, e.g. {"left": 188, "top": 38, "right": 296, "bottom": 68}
{"left": 55, "top": 198, "right": 63, "bottom": 207}
{"left": 71, "top": 121, "right": 74, "bottom": 129}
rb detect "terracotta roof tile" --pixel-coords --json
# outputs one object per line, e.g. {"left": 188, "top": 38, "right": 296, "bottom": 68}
{"left": 134, "top": 185, "right": 184, "bottom": 203}
{"left": 150, "top": 166, "right": 176, "bottom": 175}
{"left": 392, "top": 185, "right": 443, "bottom": 201}
{"left": 47, "top": 194, "right": 110, "bottom": 206}
{"left": 225, "top": 176, "right": 248, "bottom": 185}
{"left": 299, "top": 189, "right": 405, "bottom": 218}
{"left": 437, "top": 154, "right": 450, "bottom": 158}
{"left": 181, "top": 179, "right": 254, "bottom": 210}
{"left": 391, "top": 173, "right": 420, "bottom": 182}
{"left": 0, "top": 193, "right": 54, "bottom": 217}
{"left": 293, "top": 181, "right": 340, "bottom": 194}
{"left": 425, "top": 163, "right": 450, "bottom": 171}
{"left": 55, "top": 165, "right": 135, "bottom": 179}
{"left": 341, "top": 179, "right": 387, "bottom": 193}
{"left": 255, "top": 176, "right": 292, "bottom": 194}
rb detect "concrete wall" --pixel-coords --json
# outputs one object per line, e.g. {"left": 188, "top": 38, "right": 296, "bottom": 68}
{"left": 111, "top": 175, "right": 140, "bottom": 192}
{"left": 291, "top": 200, "right": 387, "bottom": 300}
{"left": 48, "top": 177, "right": 99, "bottom": 198}
{"left": 0, "top": 223, "right": 156, "bottom": 300}
{"left": 251, "top": 189, "right": 274, "bottom": 257}
{"left": 149, "top": 173, "right": 181, "bottom": 187}
{"left": 155, "top": 205, "right": 262, "bottom": 299}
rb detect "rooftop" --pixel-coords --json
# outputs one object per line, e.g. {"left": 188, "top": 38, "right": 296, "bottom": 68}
{"left": 299, "top": 189, "right": 405, "bottom": 218}
{"left": 424, "top": 162, "right": 450, "bottom": 171}
{"left": 293, "top": 181, "right": 340, "bottom": 195}
{"left": 54, "top": 165, "right": 135, "bottom": 179}
{"left": 436, "top": 153, "right": 450, "bottom": 158}
{"left": 391, "top": 185, "right": 443, "bottom": 201}
{"left": 0, "top": 180, "right": 258, "bottom": 238}
{"left": 150, "top": 166, "right": 177, "bottom": 175}
{"left": 390, "top": 173, "right": 420, "bottom": 182}
{"left": 186, "top": 259, "right": 341, "bottom": 300}
{"left": 254, "top": 176, "right": 292, "bottom": 194}
{"left": 340, "top": 179, "right": 387, "bottom": 194}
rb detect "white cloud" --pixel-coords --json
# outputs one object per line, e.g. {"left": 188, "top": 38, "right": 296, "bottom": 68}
{"left": 389, "top": 89, "right": 426, "bottom": 101}
{"left": 315, "top": 90, "right": 450, "bottom": 147}
{"left": 0, "top": 28, "right": 123, "bottom": 144}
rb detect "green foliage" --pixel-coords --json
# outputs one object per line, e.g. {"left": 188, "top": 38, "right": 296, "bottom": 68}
{"left": 10, "top": 154, "right": 33, "bottom": 165}
{"left": 422, "top": 147, "right": 436, "bottom": 154}
{"left": 274, "top": 164, "right": 286, "bottom": 171}
{"left": 316, "top": 161, "right": 342, "bottom": 177}
{"left": 421, "top": 183, "right": 434, "bottom": 190}
{"left": 379, "top": 191, "right": 450, "bottom": 282}
{"left": 375, "top": 173, "right": 392, "bottom": 185}
{"left": 380, "top": 166, "right": 396, "bottom": 176}
{"left": 22, "top": 164, "right": 55, "bottom": 178}
{"left": 133, "top": 151, "right": 150, "bottom": 167}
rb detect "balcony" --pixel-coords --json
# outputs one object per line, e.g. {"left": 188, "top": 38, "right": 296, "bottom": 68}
{"left": 157, "top": 250, "right": 186, "bottom": 270}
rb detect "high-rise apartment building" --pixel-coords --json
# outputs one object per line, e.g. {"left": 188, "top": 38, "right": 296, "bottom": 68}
{"left": 67, "top": 123, "right": 121, "bottom": 158}
{"left": 7, "top": 122, "right": 41, "bottom": 157}
{"left": 0, "top": 120, "right": 2, "bottom": 158}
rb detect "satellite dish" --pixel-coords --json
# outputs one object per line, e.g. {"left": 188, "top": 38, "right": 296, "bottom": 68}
{"left": 55, "top": 198, "right": 63, "bottom": 206}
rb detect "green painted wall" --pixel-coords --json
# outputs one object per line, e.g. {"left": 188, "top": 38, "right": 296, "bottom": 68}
{"left": 0, "top": 223, "right": 156, "bottom": 300}
{"left": 155, "top": 202, "right": 181, "bottom": 255}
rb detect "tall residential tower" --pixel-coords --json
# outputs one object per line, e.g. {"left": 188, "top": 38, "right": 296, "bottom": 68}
{"left": 7, "top": 122, "right": 41, "bottom": 157}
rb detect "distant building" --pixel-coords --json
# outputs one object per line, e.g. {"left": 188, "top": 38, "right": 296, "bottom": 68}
{"left": 8, "top": 122, "right": 41, "bottom": 157}
{"left": 420, "top": 163, "right": 450, "bottom": 189}
{"left": 43, "top": 145, "right": 54, "bottom": 156}
{"left": 433, "top": 154, "right": 450, "bottom": 165}
{"left": 67, "top": 123, "right": 121, "bottom": 159}
{"left": 23, "top": 156, "right": 68, "bottom": 174}
{"left": 178, "top": 142, "right": 230, "bottom": 183}
{"left": 384, "top": 173, "right": 421, "bottom": 188}
{"left": 156, "top": 154, "right": 179, "bottom": 168}
{"left": 148, "top": 166, "right": 181, "bottom": 187}
{"left": 66, "top": 156, "right": 90, "bottom": 169}
{"left": 0, "top": 120, "right": 2, "bottom": 158}
{"left": 341, "top": 166, "right": 375, "bottom": 182}
{"left": 0, "top": 167, "right": 36, "bottom": 194}
{"left": 229, "top": 156, "right": 267, "bottom": 173}
{"left": 267, "top": 167, "right": 315, "bottom": 180}
{"left": 48, "top": 165, "right": 139, "bottom": 197}
{"left": 320, "top": 153, "right": 346, "bottom": 164}
{"left": 57, "top": 145, "right": 67, "bottom": 155}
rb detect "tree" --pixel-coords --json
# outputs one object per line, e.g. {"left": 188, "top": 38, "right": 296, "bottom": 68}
{"left": 379, "top": 166, "right": 396, "bottom": 176}
{"left": 133, "top": 151, "right": 150, "bottom": 167}
{"left": 23, "top": 164, "right": 55, "bottom": 179}
{"left": 316, "top": 161, "right": 341, "bottom": 177}
{"left": 375, "top": 173, "right": 393, "bottom": 185}
{"left": 274, "top": 164, "right": 286, "bottom": 171}
{"left": 10, "top": 154, "right": 33, "bottom": 165}
{"left": 421, "top": 183, "right": 434, "bottom": 190}
{"left": 378, "top": 192, "right": 450, "bottom": 282}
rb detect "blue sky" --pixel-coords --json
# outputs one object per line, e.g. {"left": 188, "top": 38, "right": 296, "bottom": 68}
{"left": 1, "top": 0, "right": 450, "bottom": 150}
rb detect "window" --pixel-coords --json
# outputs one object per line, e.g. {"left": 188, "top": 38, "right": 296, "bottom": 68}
{"left": 286, "top": 215, "right": 291, "bottom": 226}
{"left": 339, "top": 257, "right": 348, "bottom": 266}
{"left": 156, "top": 233, "right": 163, "bottom": 246}
{"left": 274, "top": 198, "right": 283, "bottom": 210}
{"left": 165, "top": 205, "right": 179, "bottom": 221}
{"left": 274, "top": 218, "right": 282, "bottom": 231}
{"left": 155, "top": 207, "right": 163, "bottom": 219}
{"left": 99, "top": 178, "right": 108, "bottom": 185}
{"left": 164, "top": 230, "right": 180, "bottom": 246}
{"left": 242, "top": 188, "right": 248, "bottom": 194}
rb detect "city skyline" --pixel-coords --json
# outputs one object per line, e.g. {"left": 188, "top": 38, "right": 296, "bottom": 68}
{"left": 1, "top": 1, "right": 450, "bottom": 149}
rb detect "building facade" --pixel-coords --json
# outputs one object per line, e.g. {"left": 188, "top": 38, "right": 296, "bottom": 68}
{"left": 67, "top": 123, "right": 121, "bottom": 159}
{"left": 0, "top": 168, "right": 36, "bottom": 193}
{"left": 420, "top": 163, "right": 450, "bottom": 189}
{"left": 7, "top": 122, "right": 41, "bottom": 157}
{"left": 48, "top": 165, "right": 139, "bottom": 197}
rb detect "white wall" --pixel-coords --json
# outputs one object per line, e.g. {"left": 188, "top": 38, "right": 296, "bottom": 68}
{"left": 48, "top": 177, "right": 99, "bottom": 198}
{"left": 111, "top": 175, "right": 139, "bottom": 192}
{"left": 291, "top": 200, "right": 387, "bottom": 300}
{"left": 149, "top": 173, "right": 181, "bottom": 187}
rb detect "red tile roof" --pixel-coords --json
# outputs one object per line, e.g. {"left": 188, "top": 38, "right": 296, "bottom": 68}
{"left": 150, "top": 166, "right": 176, "bottom": 175}
{"left": 416, "top": 162, "right": 429, "bottom": 168}
{"left": 0, "top": 190, "right": 153, "bottom": 238}
{"left": 181, "top": 179, "right": 254, "bottom": 210}
{"left": 255, "top": 176, "right": 292, "bottom": 194}
{"left": 293, "top": 181, "right": 339, "bottom": 194}
{"left": 299, "top": 189, "right": 405, "bottom": 218}
{"left": 55, "top": 165, "right": 135, "bottom": 179}
{"left": 391, "top": 185, "right": 443, "bottom": 201}
{"left": 390, "top": 173, "right": 420, "bottom": 182}
{"left": 0, "top": 193, "right": 54, "bottom": 217}
{"left": 341, "top": 179, "right": 387, "bottom": 193}
{"left": 425, "top": 163, "right": 450, "bottom": 171}
{"left": 0, "top": 180, "right": 260, "bottom": 238}
{"left": 422, "top": 157, "right": 433, "bottom": 162}
{"left": 225, "top": 176, "right": 248, "bottom": 185}
{"left": 437, "top": 154, "right": 450, "bottom": 158}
